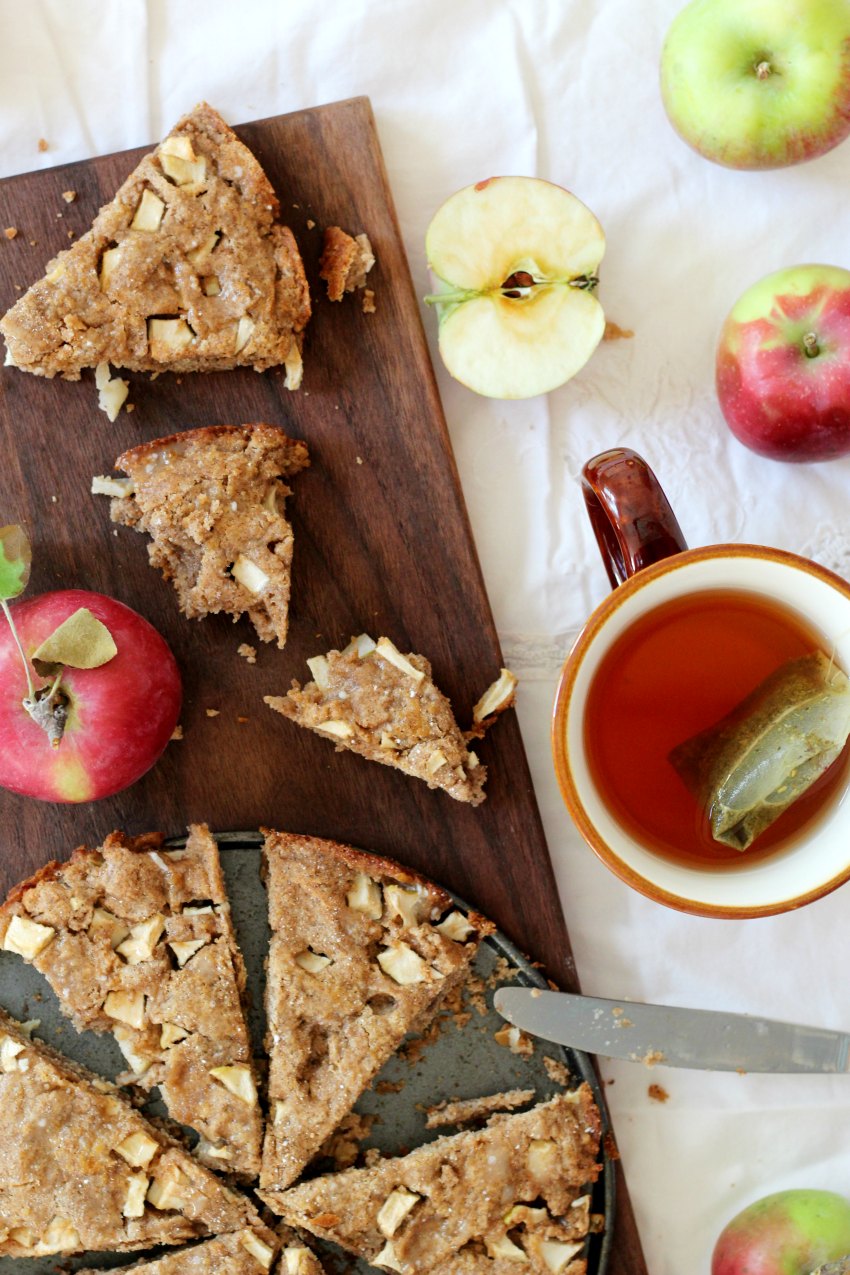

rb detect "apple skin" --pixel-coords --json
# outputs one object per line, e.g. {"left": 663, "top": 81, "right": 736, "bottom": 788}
{"left": 712, "top": 1189, "right": 850, "bottom": 1275}
{"left": 660, "top": 0, "right": 850, "bottom": 170}
{"left": 715, "top": 264, "right": 850, "bottom": 462}
{"left": 0, "top": 589, "right": 181, "bottom": 803}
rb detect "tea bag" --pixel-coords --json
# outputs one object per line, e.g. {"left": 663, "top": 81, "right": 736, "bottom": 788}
{"left": 669, "top": 651, "right": 850, "bottom": 851}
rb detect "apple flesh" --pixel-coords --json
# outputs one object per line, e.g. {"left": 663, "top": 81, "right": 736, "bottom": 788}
{"left": 712, "top": 1189, "right": 850, "bottom": 1275}
{"left": 0, "top": 589, "right": 181, "bottom": 802}
{"left": 425, "top": 176, "right": 605, "bottom": 399}
{"left": 660, "top": 0, "right": 850, "bottom": 170}
{"left": 716, "top": 264, "right": 850, "bottom": 462}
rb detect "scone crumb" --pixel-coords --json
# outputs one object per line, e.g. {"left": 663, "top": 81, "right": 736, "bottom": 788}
{"left": 306, "top": 219, "right": 316, "bottom": 229}
{"left": 362, "top": 289, "right": 376, "bottom": 314}
{"left": 319, "top": 226, "right": 375, "bottom": 301}
{"left": 494, "top": 1023, "right": 534, "bottom": 1056}
{"left": 374, "top": 1080, "right": 405, "bottom": 1095}
{"left": 542, "top": 1056, "right": 572, "bottom": 1088}
{"left": 237, "top": 716, "right": 249, "bottom": 724}
{"left": 238, "top": 643, "right": 257, "bottom": 665}
{"left": 170, "top": 725, "right": 184, "bottom": 740}
{"left": 62, "top": 190, "right": 77, "bottom": 203}
{"left": 603, "top": 319, "right": 634, "bottom": 341}
{"left": 37, "top": 138, "right": 49, "bottom": 152}
{"left": 206, "top": 708, "right": 220, "bottom": 718}
{"left": 4, "top": 227, "right": 18, "bottom": 240}
{"left": 648, "top": 1083, "right": 669, "bottom": 1103}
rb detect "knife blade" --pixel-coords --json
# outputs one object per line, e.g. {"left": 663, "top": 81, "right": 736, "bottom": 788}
{"left": 493, "top": 987, "right": 850, "bottom": 1073}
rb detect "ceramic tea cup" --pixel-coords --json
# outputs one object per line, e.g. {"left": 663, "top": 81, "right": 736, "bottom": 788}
{"left": 552, "top": 447, "right": 850, "bottom": 918}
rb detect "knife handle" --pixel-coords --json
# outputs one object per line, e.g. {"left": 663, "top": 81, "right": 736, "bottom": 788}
{"left": 581, "top": 448, "right": 688, "bottom": 589}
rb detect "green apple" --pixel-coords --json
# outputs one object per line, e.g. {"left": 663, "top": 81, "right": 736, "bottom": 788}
{"left": 424, "top": 177, "right": 605, "bottom": 399}
{"left": 660, "top": 0, "right": 850, "bottom": 169}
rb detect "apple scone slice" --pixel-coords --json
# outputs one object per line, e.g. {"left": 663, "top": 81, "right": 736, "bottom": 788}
{"left": 77, "top": 1227, "right": 282, "bottom": 1275}
{"left": 0, "top": 1010, "right": 258, "bottom": 1259}
{"left": 0, "top": 824, "right": 262, "bottom": 1178}
{"left": 0, "top": 102, "right": 310, "bottom": 387}
{"left": 260, "top": 830, "right": 494, "bottom": 1192}
{"left": 264, "top": 635, "right": 488, "bottom": 803}
{"left": 260, "top": 1087, "right": 602, "bottom": 1275}
{"left": 93, "top": 423, "right": 309, "bottom": 647}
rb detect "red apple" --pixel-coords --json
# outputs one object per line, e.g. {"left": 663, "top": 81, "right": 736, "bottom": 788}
{"left": 712, "top": 1189, "right": 850, "bottom": 1275}
{"left": 0, "top": 589, "right": 181, "bottom": 802}
{"left": 716, "top": 264, "right": 850, "bottom": 462}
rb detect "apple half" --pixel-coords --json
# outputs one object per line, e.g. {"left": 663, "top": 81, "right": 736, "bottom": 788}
{"left": 425, "top": 177, "right": 606, "bottom": 399}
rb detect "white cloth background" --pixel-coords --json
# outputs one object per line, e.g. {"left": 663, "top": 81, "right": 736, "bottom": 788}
{"left": 2, "top": 2, "right": 850, "bottom": 1271}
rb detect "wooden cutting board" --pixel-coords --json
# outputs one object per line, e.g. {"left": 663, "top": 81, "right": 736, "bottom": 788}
{"left": 0, "top": 97, "right": 647, "bottom": 1275}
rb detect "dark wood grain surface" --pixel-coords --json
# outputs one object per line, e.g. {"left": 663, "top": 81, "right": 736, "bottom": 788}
{"left": 0, "top": 97, "right": 646, "bottom": 1275}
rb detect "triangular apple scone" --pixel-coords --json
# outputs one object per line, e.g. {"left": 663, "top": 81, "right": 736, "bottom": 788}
{"left": 77, "top": 1227, "right": 282, "bottom": 1275}
{"left": 0, "top": 824, "right": 262, "bottom": 1178}
{"left": 260, "top": 1089, "right": 601, "bottom": 1275}
{"left": 0, "top": 1010, "right": 258, "bottom": 1259}
{"left": 264, "top": 635, "right": 488, "bottom": 803}
{"left": 0, "top": 102, "right": 310, "bottom": 385}
{"left": 260, "top": 830, "right": 494, "bottom": 1191}
{"left": 94, "top": 423, "right": 309, "bottom": 647}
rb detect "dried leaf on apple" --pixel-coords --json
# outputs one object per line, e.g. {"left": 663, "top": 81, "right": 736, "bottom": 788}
{"left": 31, "top": 606, "right": 118, "bottom": 673}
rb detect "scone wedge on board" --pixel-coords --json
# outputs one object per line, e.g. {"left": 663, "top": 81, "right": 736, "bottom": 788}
{"left": 94, "top": 423, "right": 309, "bottom": 647}
{"left": 0, "top": 824, "right": 263, "bottom": 1178}
{"left": 0, "top": 1010, "right": 258, "bottom": 1258}
{"left": 265, "top": 635, "right": 488, "bottom": 803}
{"left": 260, "top": 1087, "right": 601, "bottom": 1275}
{"left": 260, "top": 830, "right": 494, "bottom": 1191}
{"left": 0, "top": 101, "right": 310, "bottom": 386}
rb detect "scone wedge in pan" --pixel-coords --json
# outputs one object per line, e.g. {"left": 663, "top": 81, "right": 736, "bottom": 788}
{"left": 261, "top": 1088, "right": 601, "bottom": 1275}
{"left": 0, "top": 824, "right": 262, "bottom": 1177}
{"left": 94, "top": 423, "right": 310, "bottom": 647}
{"left": 75, "top": 1226, "right": 283, "bottom": 1275}
{"left": 0, "top": 1010, "right": 258, "bottom": 1258}
{"left": 259, "top": 830, "right": 494, "bottom": 1191}
{"left": 0, "top": 102, "right": 310, "bottom": 386}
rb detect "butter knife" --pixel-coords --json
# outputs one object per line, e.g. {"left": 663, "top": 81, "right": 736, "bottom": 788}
{"left": 494, "top": 987, "right": 850, "bottom": 1073}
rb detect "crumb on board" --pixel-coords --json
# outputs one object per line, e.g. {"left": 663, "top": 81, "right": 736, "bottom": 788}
{"left": 487, "top": 956, "right": 520, "bottom": 988}
{"left": 3, "top": 227, "right": 17, "bottom": 240}
{"left": 125, "top": 403, "right": 135, "bottom": 413}
{"left": 374, "top": 1080, "right": 405, "bottom": 1096}
{"left": 542, "top": 1056, "right": 572, "bottom": 1088}
{"left": 238, "top": 642, "right": 257, "bottom": 665}
{"left": 306, "top": 218, "right": 316, "bottom": 229}
{"left": 37, "top": 138, "right": 48, "bottom": 153}
{"left": 61, "top": 190, "right": 76, "bottom": 203}
{"left": 319, "top": 226, "right": 375, "bottom": 301}
{"left": 424, "top": 1088, "right": 535, "bottom": 1130}
{"left": 362, "top": 288, "right": 376, "bottom": 314}
{"left": 170, "top": 725, "right": 184, "bottom": 741}
{"left": 205, "top": 708, "right": 220, "bottom": 718}
{"left": 237, "top": 715, "right": 249, "bottom": 724}
{"left": 494, "top": 1023, "right": 534, "bottom": 1057}
{"left": 648, "top": 1083, "right": 669, "bottom": 1103}
{"left": 363, "top": 1147, "right": 383, "bottom": 1168}
{"left": 316, "top": 1111, "right": 375, "bottom": 1171}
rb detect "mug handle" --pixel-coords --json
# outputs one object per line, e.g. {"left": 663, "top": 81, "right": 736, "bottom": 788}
{"left": 581, "top": 448, "right": 688, "bottom": 588}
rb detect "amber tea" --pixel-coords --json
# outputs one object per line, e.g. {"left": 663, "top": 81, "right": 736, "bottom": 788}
{"left": 583, "top": 589, "right": 850, "bottom": 867}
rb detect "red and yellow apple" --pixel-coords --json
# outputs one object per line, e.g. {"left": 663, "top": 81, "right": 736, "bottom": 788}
{"left": 712, "top": 1189, "right": 850, "bottom": 1275}
{"left": 661, "top": 0, "right": 850, "bottom": 170}
{"left": 0, "top": 589, "right": 181, "bottom": 802}
{"left": 425, "top": 177, "right": 606, "bottom": 399}
{"left": 716, "top": 264, "right": 850, "bottom": 462}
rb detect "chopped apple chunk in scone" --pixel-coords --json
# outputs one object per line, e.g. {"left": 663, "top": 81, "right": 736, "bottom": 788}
{"left": 260, "top": 1088, "right": 601, "bottom": 1275}
{"left": 0, "top": 825, "right": 262, "bottom": 1178}
{"left": 0, "top": 102, "right": 310, "bottom": 397}
{"left": 259, "top": 830, "right": 493, "bottom": 1191}
{"left": 93, "top": 423, "right": 309, "bottom": 647}
{"left": 264, "top": 635, "right": 492, "bottom": 803}
{"left": 0, "top": 1010, "right": 258, "bottom": 1258}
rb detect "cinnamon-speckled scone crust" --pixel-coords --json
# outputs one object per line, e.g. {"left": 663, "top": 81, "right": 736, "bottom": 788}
{"left": 265, "top": 638, "right": 487, "bottom": 802}
{"left": 0, "top": 825, "right": 262, "bottom": 1178}
{"left": 259, "top": 830, "right": 493, "bottom": 1193}
{"left": 260, "top": 1088, "right": 601, "bottom": 1275}
{"left": 0, "top": 102, "right": 310, "bottom": 379}
{"left": 77, "top": 1226, "right": 281, "bottom": 1275}
{"left": 0, "top": 1011, "right": 258, "bottom": 1258}
{"left": 105, "top": 423, "right": 309, "bottom": 647}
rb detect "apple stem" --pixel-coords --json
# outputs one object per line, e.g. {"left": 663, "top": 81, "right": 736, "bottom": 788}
{"left": 803, "top": 331, "right": 820, "bottom": 358}
{"left": 0, "top": 596, "right": 35, "bottom": 702}
{"left": 23, "top": 667, "right": 68, "bottom": 748}
{"left": 754, "top": 59, "right": 772, "bottom": 80}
